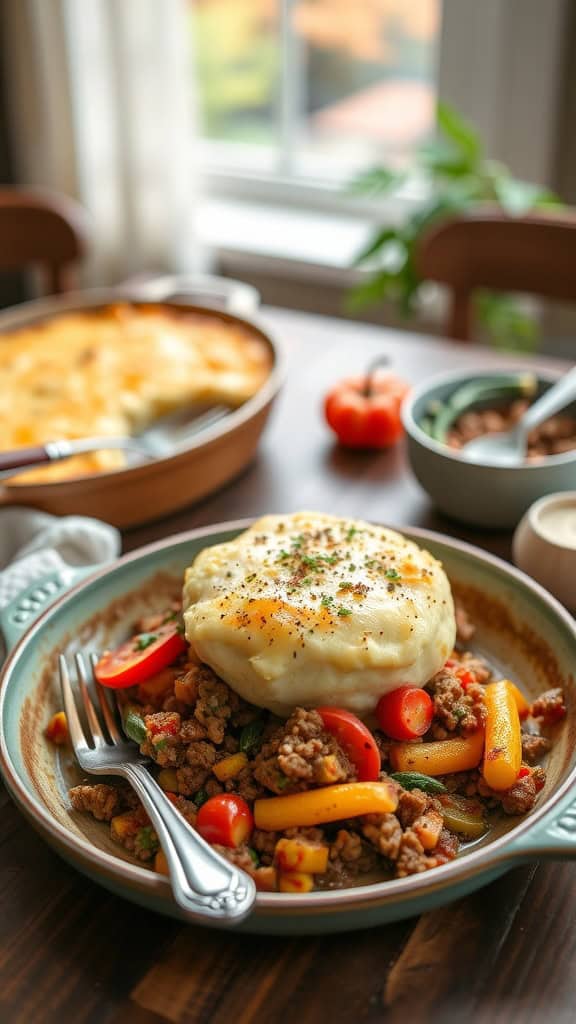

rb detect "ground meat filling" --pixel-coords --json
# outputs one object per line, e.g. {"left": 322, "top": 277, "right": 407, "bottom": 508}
{"left": 428, "top": 669, "right": 487, "bottom": 739}
{"left": 253, "top": 708, "right": 356, "bottom": 794}
{"left": 69, "top": 783, "right": 125, "bottom": 822}
{"left": 64, "top": 612, "right": 562, "bottom": 892}
{"left": 530, "top": 688, "right": 567, "bottom": 726}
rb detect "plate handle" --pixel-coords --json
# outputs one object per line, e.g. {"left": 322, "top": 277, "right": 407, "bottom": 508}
{"left": 504, "top": 783, "right": 576, "bottom": 860}
{"left": 0, "top": 566, "right": 95, "bottom": 653}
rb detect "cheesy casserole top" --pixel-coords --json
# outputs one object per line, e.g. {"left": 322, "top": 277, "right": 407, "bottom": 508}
{"left": 0, "top": 303, "right": 272, "bottom": 483}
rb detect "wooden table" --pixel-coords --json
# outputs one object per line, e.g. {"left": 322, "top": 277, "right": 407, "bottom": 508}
{"left": 1, "top": 309, "right": 573, "bottom": 1024}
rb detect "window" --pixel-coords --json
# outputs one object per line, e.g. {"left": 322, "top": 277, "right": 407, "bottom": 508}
{"left": 190, "top": 0, "right": 441, "bottom": 191}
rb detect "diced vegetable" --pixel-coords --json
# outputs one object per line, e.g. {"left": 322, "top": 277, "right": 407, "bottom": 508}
{"left": 45, "top": 711, "right": 68, "bottom": 745}
{"left": 123, "top": 706, "right": 147, "bottom": 745}
{"left": 390, "top": 771, "right": 447, "bottom": 794}
{"left": 154, "top": 849, "right": 169, "bottom": 875}
{"left": 315, "top": 754, "right": 342, "bottom": 784}
{"left": 389, "top": 729, "right": 484, "bottom": 776}
{"left": 506, "top": 680, "right": 530, "bottom": 719}
{"left": 95, "top": 620, "right": 187, "bottom": 689}
{"left": 195, "top": 794, "right": 253, "bottom": 848}
{"left": 376, "top": 686, "right": 433, "bottom": 741}
{"left": 111, "top": 811, "right": 143, "bottom": 840}
{"left": 483, "top": 679, "right": 522, "bottom": 791}
{"left": 438, "top": 794, "right": 489, "bottom": 840}
{"left": 316, "top": 706, "right": 381, "bottom": 781}
{"left": 174, "top": 674, "right": 198, "bottom": 705}
{"left": 413, "top": 810, "right": 444, "bottom": 850}
{"left": 239, "top": 719, "right": 265, "bottom": 755}
{"left": 193, "top": 788, "right": 209, "bottom": 808}
{"left": 158, "top": 768, "right": 179, "bottom": 792}
{"left": 254, "top": 866, "right": 277, "bottom": 892}
{"left": 275, "top": 837, "right": 329, "bottom": 874}
{"left": 137, "top": 668, "right": 176, "bottom": 703}
{"left": 278, "top": 871, "right": 314, "bottom": 893}
{"left": 254, "top": 781, "right": 398, "bottom": 832}
{"left": 213, "top": 752, "right": 248, "bottom": 782}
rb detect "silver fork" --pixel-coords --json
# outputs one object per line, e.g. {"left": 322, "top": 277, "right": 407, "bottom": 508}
{"left": 59, "top": 653, "right": 256, "bottom": 924}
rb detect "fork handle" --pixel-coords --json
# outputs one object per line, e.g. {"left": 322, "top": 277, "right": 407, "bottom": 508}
{"left": 0, "top": 445, "right": 51, "bottom": 473}
{"left": 122, "top": 762, "right": 256, "bottom": 923}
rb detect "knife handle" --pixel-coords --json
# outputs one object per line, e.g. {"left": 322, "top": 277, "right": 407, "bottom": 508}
{"left": 0, "top": 445, "right": 51, "bottom": 473}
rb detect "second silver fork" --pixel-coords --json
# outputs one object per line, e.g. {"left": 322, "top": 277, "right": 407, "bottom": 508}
{"left": 59, "top": 653, "right": 256, "bottom": 925}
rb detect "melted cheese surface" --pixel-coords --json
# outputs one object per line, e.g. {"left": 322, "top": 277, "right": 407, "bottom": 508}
{"left": 183, "top": 511, "right": 456, "bottom": 716}
{"left": 0, "top": 303, "right": 271, "bottom": 483}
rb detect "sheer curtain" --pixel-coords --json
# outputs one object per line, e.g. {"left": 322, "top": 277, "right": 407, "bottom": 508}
{"left": 2, "top": 0, "right": 205, "bottom": 285}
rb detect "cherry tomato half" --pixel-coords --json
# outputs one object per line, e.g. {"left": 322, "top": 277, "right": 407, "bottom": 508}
{"left": 376, "top": 686, "right": 433, "bottom": 741}
{"left": 95, "top": 620, "right": 187, "bottom": 689}
{"left": 196, "top": 794, "right": 254, "bottom": 848}
{"left": 324, "top": 371, "right": 410, "bottom": 450}
{"left": 317, "top": 706, "right": 381, "bottom": 781}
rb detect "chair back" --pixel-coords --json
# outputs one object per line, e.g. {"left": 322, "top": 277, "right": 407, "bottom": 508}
{"left": 416, "top": 210, "right": 576, "bottom": 341}
{"left": 0, "top": 187, "right": 88, "bottom": 295}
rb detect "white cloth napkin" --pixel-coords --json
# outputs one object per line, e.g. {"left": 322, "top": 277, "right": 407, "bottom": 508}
{"left": 0, "top": 507, "right": 121, "bottom": 610}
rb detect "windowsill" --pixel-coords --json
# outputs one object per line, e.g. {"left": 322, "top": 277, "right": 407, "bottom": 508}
{"left": 196, "top": 197, "right": 376, "bottom": 283}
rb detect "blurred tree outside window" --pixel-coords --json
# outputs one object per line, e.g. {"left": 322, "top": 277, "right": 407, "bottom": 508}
{"left": 190, "top": 0, "right": 441, "bottom": 182}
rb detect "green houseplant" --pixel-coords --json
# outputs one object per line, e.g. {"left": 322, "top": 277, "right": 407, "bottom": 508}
{"left": 349, "top": 101, "right": 563, "bottom": 350}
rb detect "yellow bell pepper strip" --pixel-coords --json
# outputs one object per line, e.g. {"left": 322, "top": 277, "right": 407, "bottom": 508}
{"left": 254, "top": 781, "right": 398, "bottom": 832}
{"left": 45, "top": 711, "right": 68, "bottom": 745}
{"left": 483, "top": 679, "right": 522, "bottom": 790}
{"left": 213, "top": 752, "right": 248, "bottom": 782}
{"left": 278, "top": 872, "right": 314, "bottom": 893}
{"left": 389, "top": 729, "right": 484, "bottom": 776}
{"left": 438, "top": 794, "right": 489, "bottom": 839}
{"left": 506, "top": 680, "right": 531, "bottom": 719}
{"left": 275, "top": 837, "right": 329, "bottom": 874}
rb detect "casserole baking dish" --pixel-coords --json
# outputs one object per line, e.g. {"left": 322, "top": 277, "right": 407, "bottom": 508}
{"left": 0, "top": 278, "right": 283, "bottom": 527}
{"left": 1, "top": 521, "right": 575, "bottom": 935}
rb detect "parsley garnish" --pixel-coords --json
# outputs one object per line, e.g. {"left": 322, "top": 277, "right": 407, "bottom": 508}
{"left": 135, "top": 632, "right": 157, "bottom": 651}
{"left": 385, "top": 568, "right": 401, "bottom": 581}
{"left": 320, "top": 594, "right": 334, "bottom": 608}
{"left": 345, "top": 526, "right": 358, "bottom": 541}
{"left": 337, "top": 606, "right": 352, "bottom": 617}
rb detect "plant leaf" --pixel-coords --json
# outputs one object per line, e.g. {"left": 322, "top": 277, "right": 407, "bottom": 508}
{"left": 352, "top": 227, "right": 400, "bottom": 266}
{"left": 345, "top": 270, "right": 400, "bottom": 312}
{"left": 475, "top": 291, "right": 539, "bottom": 352}
{"left": 418, "top": 140, "right": 472, "bottom": 179}
{"left": 437, "top": 100, "right": 482, "bottom": 166}
{"left": 348, "top": 166, "right": 405, "bottom": 197}
{"left": 493, "top": 176, "right": 561, "bottom": 215}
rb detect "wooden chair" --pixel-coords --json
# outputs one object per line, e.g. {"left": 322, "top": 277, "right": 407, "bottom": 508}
{"left": 0, "top": 187, "right": 89, "bottom": 295}
{"left": 415, "top": 209, "right": 576, "bottom": 341}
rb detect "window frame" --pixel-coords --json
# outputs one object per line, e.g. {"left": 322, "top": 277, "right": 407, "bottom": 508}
{"left": 201, "top": 0, "right": 568, "bottom": 213}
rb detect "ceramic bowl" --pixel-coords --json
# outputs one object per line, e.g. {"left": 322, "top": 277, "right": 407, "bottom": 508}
{"left": 1, "top": 521, "right": 576, "bottom": 935}
{"left": 513, "top": 492, "right": 576, "bottom": 611}
{"left": 403, "top": 369, "right": 576, "bottom": 529}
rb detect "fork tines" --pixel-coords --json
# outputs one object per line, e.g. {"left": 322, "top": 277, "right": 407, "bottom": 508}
{"left": 58, "top": 653, "right": 121, "bottom": 750}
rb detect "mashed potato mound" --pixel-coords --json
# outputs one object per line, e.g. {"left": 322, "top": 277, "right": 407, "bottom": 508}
{"left": 183, "top": 512, "right": 456, "bottom": 716}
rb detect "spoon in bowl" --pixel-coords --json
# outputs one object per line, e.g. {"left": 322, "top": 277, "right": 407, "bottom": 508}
{"left": 461, "top": 366, "right": 576, "bottom": 466}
